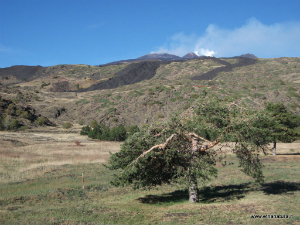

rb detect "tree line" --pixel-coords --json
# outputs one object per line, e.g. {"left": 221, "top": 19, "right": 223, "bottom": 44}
{"left": 80, "top": 120, "right": 140, "bottom": 141}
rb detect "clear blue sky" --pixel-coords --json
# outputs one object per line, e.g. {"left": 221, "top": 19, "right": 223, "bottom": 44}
{"left": 1, "top": 0, "right": 300, "bottom": 68}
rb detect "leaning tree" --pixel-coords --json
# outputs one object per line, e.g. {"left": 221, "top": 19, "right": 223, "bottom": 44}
{"left": 106, "top": 99, "right": 273, "bottom": 202}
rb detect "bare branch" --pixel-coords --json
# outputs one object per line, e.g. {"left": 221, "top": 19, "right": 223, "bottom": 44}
{"left": 186, "top": 132, "right": 211, "bottom": 143}
{"left": 199, "top": 139, "right": 220, "bottom": 152}
{"left": 129, "top": 134, "right": 177, "bottom": 167}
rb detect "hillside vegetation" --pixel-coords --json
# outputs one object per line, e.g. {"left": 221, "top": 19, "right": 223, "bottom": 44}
{"left": 0, "top": 57, "right": 300, "bottom": 128}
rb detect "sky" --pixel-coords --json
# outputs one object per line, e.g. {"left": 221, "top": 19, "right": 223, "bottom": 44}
{"left": 1, "top": 0, "right": 300, "bottom": 68}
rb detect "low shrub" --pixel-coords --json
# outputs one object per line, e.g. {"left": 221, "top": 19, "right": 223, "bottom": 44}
{"left": 63, "top": 122, "right": 72, "bottom": 129}
{"left": 9, "top": 119, "right": 19, "bottom": 130}
{"left": 19, "top": 126, "right": 28, "bottom": 131}
{"left": 16, "top": 109, "right": 23, "bottom": 116}
{"left": 157, "top": 113, "right": 164, "bottom": 119}
{"left": 21, "top": 111, "right": 32, "bottom": 120}
{"left": 36, "top": 117, "right": 48, "bottom": 126}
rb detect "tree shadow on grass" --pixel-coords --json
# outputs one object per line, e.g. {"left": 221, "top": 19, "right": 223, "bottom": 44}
{"left": 137, "top": 190, "right": 189, "bottom": 204}
{"left": 261, "top": 181, "right": 300, "bottom": 195}
{"left": 199, "top": 183, "right": 251, "bottom": 203}
{"left": 137, "top": 181, "right": 300, "bottom": 204}
{"left": 137, "top": 183, "right": 251, "bottom": 204}
{"left": 276, "top": 153, "right": 300, "bottom": 155}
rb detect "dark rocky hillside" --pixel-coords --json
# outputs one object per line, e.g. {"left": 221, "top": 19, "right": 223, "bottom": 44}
{"left": 0, "top": 95, "right": 53, "bottom": 130}
{"left": 0, "top": 65, "right": 43, "bottom": 80}
{"left": 77, "top": 61, "right": 170, "bottom": 92}
{"left": 191, "top": 57, "right": 258, "bottom": 80}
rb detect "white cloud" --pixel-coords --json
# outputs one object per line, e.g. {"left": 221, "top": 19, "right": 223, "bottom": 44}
{"left": 152, "top": 18, "right": 300, "bottom": 58}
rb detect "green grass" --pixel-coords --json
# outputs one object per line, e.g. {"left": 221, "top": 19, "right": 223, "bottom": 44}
{"left": 76, "top": 99, "right": 90, "bottom": 104}
{"left": 1, "top": 155, "right": 299, "bottom": 224}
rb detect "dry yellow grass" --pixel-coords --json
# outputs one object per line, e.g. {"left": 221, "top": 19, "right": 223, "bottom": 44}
{"left": 0, "top": 131, "right": 121, "bottom": 183}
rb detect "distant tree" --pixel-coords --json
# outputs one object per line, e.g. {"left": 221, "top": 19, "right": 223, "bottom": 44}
{"left": 88, "top": 125, "right": 101, "bottom": 139}
{"left": 97, "top": 124, "right": 110, "bottom": 140}
{"left": 265, "top": 102, "right": 300, "bottom": 155}
{"left": 109, "top": 124, "right": 127, "bottom": 141}
{"left": 90, "top": 120, "right": 98, "bottom": 129}
{"left": 80, "top": 125, "right": 91, "bottom": 135}
{"left": 106, "top": 99, "right": 272, "bottom": 203}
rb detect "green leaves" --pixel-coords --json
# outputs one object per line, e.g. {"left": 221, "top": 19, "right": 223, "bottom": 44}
{"left": 107, "top": 99, "right": 295, "bottom": 192}
{"left": 265, "top": 102, "right": 300, "bottom": 143}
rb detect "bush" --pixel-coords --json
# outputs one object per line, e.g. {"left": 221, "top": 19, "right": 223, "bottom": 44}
{"left": 63, "top": 122, "right": 72, "bottom": 129}
{"left": 0, "top": 116, "right": 4, "bottom": 131}
{"left": 21, "top": 111, "right": 32, "bottom": 120}
{"left": 13, "top": 99, "right": 19, "bottom": 103}
{"left": 90, "top": 120, "right": 98, "bottom": 128}
{"left": 80, "top": 125, "right": 91, "bottom": 135}
{"left": 84, "top": 123, "right": 128, "bottom": 141}
{"left": 16, "top": 109, "right": 23, "bottom": 115}
{"left": 109, "top": 124, "right": 127, "bottom": 141}
{"left": 88, "top": 125, "right": 101, "bottom": 139}
{"left": 5, "top": 109, "right": 13, "bottom": 115}
{"left": 9, "top": 119, "right": 19, "bottom": 130}
{"left": 157, "top": 113, "right": 164, "bottom": 119}
{"left": 36, "top": 117, "right": 48, "bottom": 126}
{"left": 19, "top": 126, "right": 28, "bottom": 131}
{"left": 79, "top": 119, "right": 84, "bottom": 125}
{"left": 8, "top": 104, "right": 15, "bottom": 110}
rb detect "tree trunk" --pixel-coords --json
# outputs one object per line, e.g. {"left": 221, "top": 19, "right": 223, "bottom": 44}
{"left": 189, "top": 173, "right": 199, "bottom": 203}
{"left": 189, "top": 137, "right": 199, "bottom": 203}
{"left": 273, "top": 141, "right": 276, "bottom": 156}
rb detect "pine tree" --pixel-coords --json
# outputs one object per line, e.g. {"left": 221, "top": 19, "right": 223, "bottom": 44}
{"left": 106, "top": 99, "right": 273, "bottom": 203}
{"left": 265, "top": 103, "right": 300, "bottom": 155}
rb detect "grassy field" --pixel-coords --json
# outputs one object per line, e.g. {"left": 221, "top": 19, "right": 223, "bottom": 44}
{"left": 0, "top": 132, "right": 300, "bottom": 224}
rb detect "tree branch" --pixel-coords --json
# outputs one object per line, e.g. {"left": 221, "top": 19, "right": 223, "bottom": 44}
{"left": 199, "top": 139, "right": 220, "bottom": 152}
{"left": 185, "top": 132, "right": 211, "bottom": 143}
{"left": 129, "top": 134, "right": 177, "bottom": 167}
{"left": 129, "top": 131, "right": 222, "bottom": 169}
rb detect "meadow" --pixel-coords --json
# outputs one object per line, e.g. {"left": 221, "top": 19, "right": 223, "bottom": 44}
{"left": 0, "top": 131, "right": 300, "bottom": 224}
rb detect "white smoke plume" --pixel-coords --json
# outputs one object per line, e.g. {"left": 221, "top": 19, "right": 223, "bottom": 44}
{"left": 194, "top": 49, "right": 216, "bottom": 57}
{"left": 152, "top": 18, "right": 300, "bottom": 58}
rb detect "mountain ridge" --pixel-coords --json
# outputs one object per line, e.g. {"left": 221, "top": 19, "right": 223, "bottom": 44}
{"left": 101, "top": 53, "right": 258, "bottom": 66}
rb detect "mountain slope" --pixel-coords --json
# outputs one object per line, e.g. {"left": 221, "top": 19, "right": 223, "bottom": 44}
{"left": 0, "top": 57, "right": 299, "bottom": 129}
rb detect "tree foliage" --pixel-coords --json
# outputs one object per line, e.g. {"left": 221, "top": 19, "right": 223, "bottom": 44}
{"left": 264, "top": 102, "right": 300, "bottom": 155}
{"left": 265, "top": 102, "right": 300, "bottom": 142}
{"left": 106, "top": 99, "right": 274, "bottom": 202}
{"left": 80, "top": 123, "right": 138, "bottom": 141}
